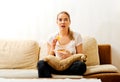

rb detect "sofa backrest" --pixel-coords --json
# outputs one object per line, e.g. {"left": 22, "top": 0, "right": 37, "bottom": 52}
{"left": 98, "top": 44, "right": 111, "bottom": 64}
{"left": 0, "top": 40, "right": 40, "bottom": 69}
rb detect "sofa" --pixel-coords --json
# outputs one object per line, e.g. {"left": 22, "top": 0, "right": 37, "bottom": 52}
{"left": 0, "top": 36, "right": 120, "bottom": 82}
{"left": 84, "top": 44, "right": 120, "bottom": 82}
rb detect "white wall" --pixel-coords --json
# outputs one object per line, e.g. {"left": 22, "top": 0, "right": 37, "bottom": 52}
{"left": 0, "top": 0, "right": 120, "bottom": 71}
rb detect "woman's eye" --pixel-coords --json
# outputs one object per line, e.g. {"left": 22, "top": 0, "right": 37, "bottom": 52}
{"left": 64, "top": 18, "right": 68, "bottom": 21}
{"left": 59, "top": 19, "right": 62, "bottom": 21}
{"left": 58, "top": 18, "right": 68, "bottom": 22}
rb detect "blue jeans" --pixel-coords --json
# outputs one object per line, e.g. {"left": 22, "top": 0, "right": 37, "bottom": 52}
{"left": 37, "top": 60, "right": 86, "bottom": 78}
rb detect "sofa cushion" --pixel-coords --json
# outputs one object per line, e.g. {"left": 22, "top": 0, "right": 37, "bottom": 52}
{"left": 0, "top": 40, "right": 40, "bottom": 69}
{"left": 83, "top": 36, "right": 100, "bottom": 66}
{"left": 0, "top": 69, "right": 38, "bottom": 78}
{"left": 84, "top": 64, "right": 119, "bottom": 75}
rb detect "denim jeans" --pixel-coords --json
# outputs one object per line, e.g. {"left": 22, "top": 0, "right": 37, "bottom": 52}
{"left": 37, "top": 60, "right": 86, "bottom": 78}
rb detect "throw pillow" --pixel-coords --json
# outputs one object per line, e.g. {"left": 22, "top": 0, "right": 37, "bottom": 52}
{"left": 0, "top": 40, "right": 40, "bottom": 69}
{"left": 83, "top": 36, "right": 100, "bottom": 66}
{"left": 44, "top": 54, "right": 86, "bottom": 71}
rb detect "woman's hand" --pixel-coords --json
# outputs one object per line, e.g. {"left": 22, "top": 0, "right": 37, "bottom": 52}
{"left": 48, "top": 38, "right": 58, "bottom": 55}
{"left": 51, "top": 39, "right": 57, "bottom": 50}
{"left": 56, "top": 50, "right": 72, "bottom": 59}
{"left": 81, "top": 54, "right": 87, "bottom": 62}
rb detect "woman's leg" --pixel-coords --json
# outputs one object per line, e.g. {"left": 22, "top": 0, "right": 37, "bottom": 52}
{"left": 62, "top": 61, "right": 87, "bottom": 75}
{"left": 37, "top": 60, "right": 68, "bottom": 77}
{"left": 37, "top": 60, "right": 86, "bottom": 77}
{"left": 37, "top": 60, "right": 52, "bottom": 78}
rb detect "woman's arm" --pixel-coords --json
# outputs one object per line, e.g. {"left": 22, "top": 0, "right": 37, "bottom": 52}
{"left": 47, "top": 43, "right": 54, "bottom": 56}
{"left": 76, "top": 44, "right": 87, "bottom": 62}
{"left": 76, "top": 44, "right": 83, "bottom": 54}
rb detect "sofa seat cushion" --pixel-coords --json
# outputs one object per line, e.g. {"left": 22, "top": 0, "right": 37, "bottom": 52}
{"left": 0, "top": 40, "right": 40, "bottom": 69}
{"left": 84, "top": 64, "right": 119, "bottom": 75}
{"left": 0, "top": 69, "right": 38, "bottom": 78}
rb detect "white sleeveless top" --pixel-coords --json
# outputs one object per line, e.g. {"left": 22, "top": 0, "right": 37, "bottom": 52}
{"left": 47, "top": 31, "right": 82, "bottom": 58}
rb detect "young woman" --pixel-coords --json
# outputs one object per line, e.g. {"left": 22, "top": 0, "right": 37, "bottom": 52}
{"left": 37, "top": 11, "right": 86, "bottom": 78}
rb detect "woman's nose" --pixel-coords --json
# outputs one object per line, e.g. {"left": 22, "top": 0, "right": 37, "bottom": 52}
{"left": 61, "top": 20, "right": 65, "bottom": 23}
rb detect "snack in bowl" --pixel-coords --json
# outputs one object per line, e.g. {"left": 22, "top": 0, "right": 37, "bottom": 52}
{"left": 56, "top": 49, "right": 67, "bottom": 54}
{"left": 57, "top": 49, "right": 65, "bottom": 52}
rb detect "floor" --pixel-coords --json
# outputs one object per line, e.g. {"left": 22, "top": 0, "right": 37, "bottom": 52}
{"left": 0, "top": 78, "right": 101, "bottom": 82}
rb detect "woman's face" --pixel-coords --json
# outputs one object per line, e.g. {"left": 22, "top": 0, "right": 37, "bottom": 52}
{"left": 57, "top": 13, "right": 70, "bottom": 31}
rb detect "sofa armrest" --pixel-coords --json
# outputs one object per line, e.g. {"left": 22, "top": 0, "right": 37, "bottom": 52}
{"left": 98, "top": 44, "right": 111, "bottom": 64}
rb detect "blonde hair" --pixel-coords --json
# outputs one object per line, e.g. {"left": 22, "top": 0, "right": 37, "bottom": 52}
{"left": 57, "top": 11, "right": 74, "bottom": 40}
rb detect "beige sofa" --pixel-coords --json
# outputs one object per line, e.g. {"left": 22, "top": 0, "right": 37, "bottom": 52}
{"left": 0, "top": 37, "right": 120, "bottom": 82}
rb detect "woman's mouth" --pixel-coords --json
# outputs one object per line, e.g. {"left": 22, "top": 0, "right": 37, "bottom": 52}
{"left": 61, "top": 25, "right": 65, "bottom": 28}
